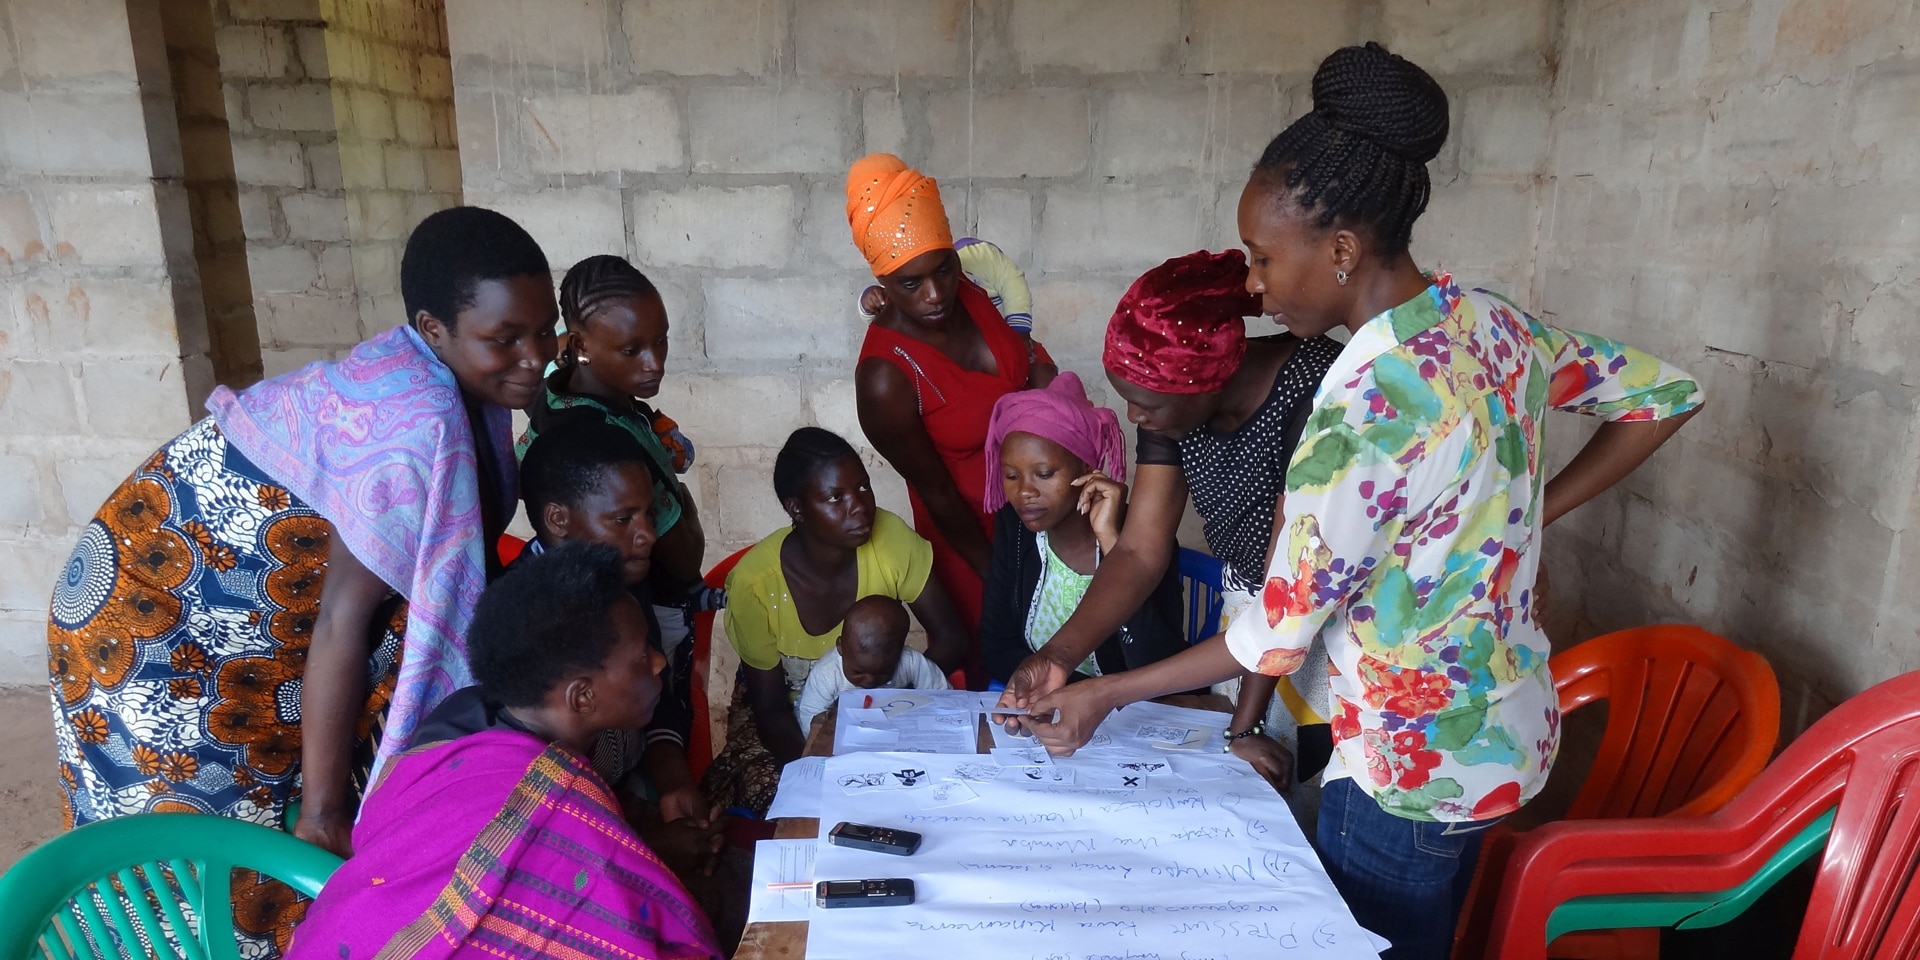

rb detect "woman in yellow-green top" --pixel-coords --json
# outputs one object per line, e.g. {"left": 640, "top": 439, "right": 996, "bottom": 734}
{"left": 699, "top": 428, "right": 968, "bottom": 816}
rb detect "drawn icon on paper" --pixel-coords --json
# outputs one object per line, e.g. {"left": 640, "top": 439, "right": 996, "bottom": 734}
{"left": 1087, "top": 733, "right": 1115, "bottom": 749}
{"left": 955, "top": 762, "right": 1002, "bottom": 782}
{"left": 1123, "top": 775, "right": 1141, "bottom": 787}
{"left": 892, "top": 768, "right": 929, "bottom": 787}
{"left": 1118, "top": 761, "right": 1167, "bottom": 774}
{"left": 1022, "top": 768, "right": 1048, "bottom": 781}
{"left": 838, "top": 772, "right": 889, "bottom": 790}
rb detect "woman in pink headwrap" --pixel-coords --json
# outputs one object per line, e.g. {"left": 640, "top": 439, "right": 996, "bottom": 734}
{"left": 978, "top": 373, "right": 1187, "bottom": 685}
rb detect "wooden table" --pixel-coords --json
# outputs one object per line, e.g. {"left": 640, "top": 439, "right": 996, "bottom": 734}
{"left": 732, "top": 694, "right": 1234, "bottom": 960}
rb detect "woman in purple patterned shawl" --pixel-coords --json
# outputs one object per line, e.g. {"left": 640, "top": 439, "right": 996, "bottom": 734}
{"left": 45, "top": 207, "right": 558, "bottom": 955}
{"left": 287, "top": 542, "right": 721, "bottom": 960}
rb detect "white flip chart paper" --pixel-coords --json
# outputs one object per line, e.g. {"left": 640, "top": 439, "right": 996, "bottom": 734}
{"left": 805, "top": 751, "right": 1383, "bottom": 960}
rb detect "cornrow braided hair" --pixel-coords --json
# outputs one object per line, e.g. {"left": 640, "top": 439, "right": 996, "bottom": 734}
{"left": 558, "top": 254, "right": 661, "bottom": 331}
{"left": 1253, "top": 42, "right": 1450, "bottom": 255}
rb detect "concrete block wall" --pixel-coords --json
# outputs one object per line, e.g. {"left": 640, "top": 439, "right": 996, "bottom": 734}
{"left": 0, "top": 0, "right": 210, "bottom": 683}
{"left": 1534, "top": 0, "right": 1920, "bottom": 733}
{"left": 214, "top": 0, "right": 365, "bottom": 376}
{"left": 447, "top": 0, "right": 1554, "bottom": 571}
{"left": 317, "top": 0, "right": 460, "bottom": 337}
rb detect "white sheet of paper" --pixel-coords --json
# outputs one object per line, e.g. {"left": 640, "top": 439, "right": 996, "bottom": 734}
{"left": 989, "top": 746, "right": 1052, "bottom": 766}
{"left": 746, "top": 839, "right": 815, "bottom": 924}
{"left": 807, "top": 752, "right": 1380, "bottom": 960}
{"left": 833, "top": 691, "right": 981, "bottom": 755}
{"left": 765, "top": 756, "right": 827, "bottom": 820}
{"left": 1093, "top": 699, "right": 1233, "bottom": 755}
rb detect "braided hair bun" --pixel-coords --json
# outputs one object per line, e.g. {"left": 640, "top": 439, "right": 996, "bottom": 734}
{"left": 1252, "top": 42, "right": 1451, "bottom": 254}
{"left": 1312, "top": 42, "right": 1449, "bottom": 164}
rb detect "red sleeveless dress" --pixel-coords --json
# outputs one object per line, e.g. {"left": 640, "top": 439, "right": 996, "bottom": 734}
{"left": 857, "top": 280, "right": 1048, "bottom": 687}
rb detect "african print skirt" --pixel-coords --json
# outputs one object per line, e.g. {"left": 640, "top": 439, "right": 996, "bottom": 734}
{"left": 46, "top": 417, "right": 403, "bottom": 954}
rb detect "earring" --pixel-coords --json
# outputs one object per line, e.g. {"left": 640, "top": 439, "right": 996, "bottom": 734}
{"left": 578, "top": 355, "right": 591, "bottom": 365}
{"left": 1336, "top": 270, "right": 1350, "bottom": 286}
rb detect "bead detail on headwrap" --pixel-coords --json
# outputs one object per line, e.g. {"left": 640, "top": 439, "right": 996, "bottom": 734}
{"left": 846, "top": 154, "right": 954, "bottom": 276}
{"left": 1103, "top": 249, "right": 1261, "bottom": 396}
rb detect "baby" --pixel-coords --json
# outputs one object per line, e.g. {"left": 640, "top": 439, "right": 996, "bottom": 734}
{"left": 794, "top": 596, "right": 950, "bottom": 730}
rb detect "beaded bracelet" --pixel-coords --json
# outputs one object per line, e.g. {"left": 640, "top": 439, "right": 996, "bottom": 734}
{"left": 1221, "top": 722, "right": 1265, "bottom": 752}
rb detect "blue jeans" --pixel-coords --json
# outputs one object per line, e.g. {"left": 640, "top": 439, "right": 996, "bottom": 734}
{"left": 1317, "top": 777, "right": 1503, "bottom": 960}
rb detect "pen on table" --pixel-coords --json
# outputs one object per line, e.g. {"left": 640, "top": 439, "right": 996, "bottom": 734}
{"left": 766, "top": 881, "right": 814, "bottom": 890}
{"left": 986, "top": 706, "right": 1062, "bottom": 725}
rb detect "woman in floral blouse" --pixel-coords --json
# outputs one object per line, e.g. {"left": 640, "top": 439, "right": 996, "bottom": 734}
{"left": 1028, "top": 43, "right": 1702, "bottom": 959}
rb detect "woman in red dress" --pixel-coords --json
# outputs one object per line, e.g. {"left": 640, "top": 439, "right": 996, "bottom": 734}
{"left": 847, "top": 154, "right": 1055, "bottom": 688}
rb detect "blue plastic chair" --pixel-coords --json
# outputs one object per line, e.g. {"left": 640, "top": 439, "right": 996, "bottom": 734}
{"left": 0, "top": 812, "right": 342, "bottom": 960}
{"left": 1177, "top": 547, "right": 1226, "bottom": 645}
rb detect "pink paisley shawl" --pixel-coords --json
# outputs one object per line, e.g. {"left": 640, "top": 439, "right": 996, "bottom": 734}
{"left": 286, "top": 730, "right": 721, "bottom": 960}
{"left": 207, "top": 325, "right": 512, "bottom": 776}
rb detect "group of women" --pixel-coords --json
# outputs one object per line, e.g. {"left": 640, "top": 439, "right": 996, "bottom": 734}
{"left": 43, "top": 43, "right": 1701, "bottom": 960}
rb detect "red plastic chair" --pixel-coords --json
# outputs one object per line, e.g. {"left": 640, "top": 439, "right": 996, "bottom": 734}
{"left": 687, "top": 545, "right": 751, "bottom": 785}
{"left": 497, "top": 532, "right": 528, "bottom": 566}
{"left": 1487, "top": 669, "right": 1920, "bottom": 960}
{"left": 1454, "top": 625, "right": 1780, "bottom": 959}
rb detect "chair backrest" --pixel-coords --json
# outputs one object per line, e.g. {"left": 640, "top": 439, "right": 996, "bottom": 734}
{"left": 687, "top": 545, "right": 753, "bottom": 785}
{"left": 1490, "top": 669, "right": 1920, "bottom": 960}
{"left": 497, "top": 532, "right": 528, "bottom": 567}
{"left": 1553, "top": 624, "right": 1781, "bottom": 820}
{"left": 1177, "top": 547, "right": 1226, "bottom": 645}
{"left": 0, "top": 813, "right": 342, "bottom": 960}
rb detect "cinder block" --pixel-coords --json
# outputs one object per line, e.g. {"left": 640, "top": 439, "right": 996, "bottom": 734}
{"left": 796, "top": 0, "right": 966, "bottom": 77}
{"left": 1095, "top": 87, "right": 1213, "bottom": 177}
{"left": 657, "top": 374, "right": 814, "bottom": 449}
{"left": 260, "top": 346, "right": 337, "bottom": 378}
{"left": 1009, "top": 0, "right": 1179, "bottom": 73}
{"left": 471, "top": 187, "right": 625, "bottom": 272}
{"left": 1393, "top": 0, "right": 1544, "bottom": 76}
{"left": 1184, "top": 0, "right": 1360, "bottom": 74}
{"left": 308, "top": 142, "right": 344, "bottom": 191}
{"left": 52, "top": 457, "right": 134, "bottom": 528}
{"left": 424, "top": 148, "right": 463, "bottom": 194}
{"left": 384, "top": 144, "right": 429, "bottom": 191}
{"left": 0, "top": 539, "right": 68, "bottom": 610}
{"left": 250, "top": 83, "right": 337, "bottom": 132}
{"left": 0, "top": 362, "right": 80, "bottom": 435}
{"left": 47, "top": 187, "right": 169, "bottom": 268}
{"left": 926, "top": 89, "right": 1088, "bottom": 178}
{"left": 1028, "top": 275, "right": 1133, "bottom": 361}
{"left": 970, "top": 189, "right": 1034, "bottom": 270}
{"left": 1035, "top": 185, "right": 1200, "bottom": 273}
{"left": 624, "top": 0, "right": 788, "bottom": 76}
{"left": 258, "top": 293, "right": 362, "bottom": 347}
{"left": 338, "top": 139, "right": 387, "bottom": 189}
{"left": 689, "top": 87, "right": 851, "bottom": 174}
{"left": 345, "top": 86, "right": 396, "bottom": 141}
{"left": 354, "top": 191, "right": 409, "bottom": 241}
{"left": 318, "top": 244, "right": 355, "bottom": 291}
{"left": 1459, "top": 85, "right": 1551, "bottom": 177}
{"left": 216, "top": 24, "right": 292, "bottom": 78}
{"left": 232, "top": 135, "right": 312, "bottom": 188}
{"left": 280, "top": 194, "right": 350, "bottom": 242}
{"left": 521, "top": 90, "right": 683, "bottom": 175}
{"left": 446, "top": 0, "right": 608, "bottom": 66}
{"left": 0, "top": 191, "right": 45, "bottom": 267}
{"left": 715, "top": 464, "right": 795, "bottom": 543}
{"left": 295, "top": 26, "right": 330, "bottom": 78}
{"left": 1410, "top": 180, "right": 1536, "bottom": 292}
{"left": 793, "top": 181, "right": 863, "bottom": 271}
{"left": 10, "top": 0, "right": 138, "bottom": 80}
{"left": 17, "top": 278, "right": 183, "bottom": 356}
{"left": 393, "top": 97, "right": 435, "bottom": 146}
{"left": 78, "top": 360, "right": 193, "bottom": 440}
{"left": 1848, "top": 67, "right": 1920, "bottom": 183}
{"left": 228, "top": 0, "right": 322, "bottom": 21}
{"left": 247, "top": 245, "right": 319, "bottom": 293}
{"left": 703, "top": 276, "right": 866, "bottom": 360}
{"left": 632, "top": 185, "right": 794, "bottom": 269}
{"left": 863, "top": 90, "right": 908, "bottom": 156}
{"left": 0, "top": 90, "right": 153, "bottom": 178}
{"left": 0, "top": 454, "right": 43, "bottom": 526}
{"left": 349, "top": 244, "right": 401, "bottom": 297}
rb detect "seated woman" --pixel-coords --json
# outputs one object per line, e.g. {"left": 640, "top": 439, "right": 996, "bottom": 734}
{"left": 287, "top": 542, "right": 723, "bottom": 960}
{"left": 699, "top": 428, "right": 968, "bottom": 817}
{"left": 979, "top": 373, "right": 1187, "bottom": 685}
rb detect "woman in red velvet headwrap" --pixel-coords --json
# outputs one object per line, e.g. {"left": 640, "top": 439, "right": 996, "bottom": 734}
{"left": 847, "top": 154, "right": 1056, "bottom": 689}
{"left": 997, "top": 248, "right": 1345, "bottom": 803}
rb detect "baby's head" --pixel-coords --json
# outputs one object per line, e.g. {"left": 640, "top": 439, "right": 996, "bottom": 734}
{"left": 836, "top": 596, "right": 912, "bottom": 689}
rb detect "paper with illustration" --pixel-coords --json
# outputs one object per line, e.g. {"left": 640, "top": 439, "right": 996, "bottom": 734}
{"left": 805, "top": 751, "right": 1383, "bottom": 960}
{"left": 746, "top": 838, "right": 816, "bottom": 925}
{"left": 832, "top": 689, "right": 981, "bottom": 755}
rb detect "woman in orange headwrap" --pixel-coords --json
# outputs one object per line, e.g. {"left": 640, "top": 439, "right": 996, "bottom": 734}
{"left": 848, "top": 153, "right": 1055, "bottom": 689}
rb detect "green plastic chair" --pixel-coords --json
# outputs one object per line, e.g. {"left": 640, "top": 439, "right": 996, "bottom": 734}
{"left": 0, "top": 813, "right": 342, "bottom": 960}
